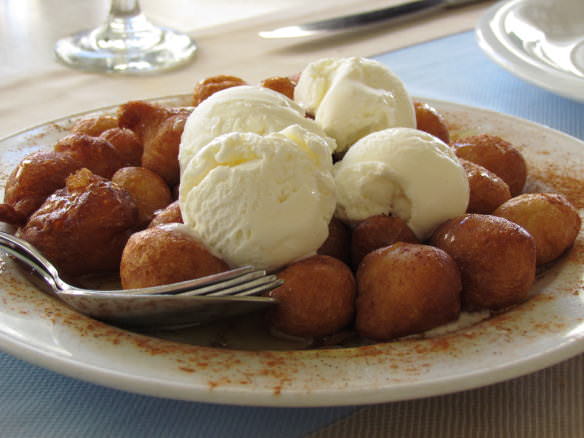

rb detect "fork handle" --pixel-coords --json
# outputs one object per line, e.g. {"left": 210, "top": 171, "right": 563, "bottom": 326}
{"left": 0, "top": 232, "right": 59, "bottom": 277}
{"left": 0, "top": 243, "right": 58, "bottom": 291}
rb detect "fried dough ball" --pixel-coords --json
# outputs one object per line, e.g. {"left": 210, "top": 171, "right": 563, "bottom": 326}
{"left": 430, "top": 214, "right": 536, "bottom": 310}
{"left": 260, "top": 76, "right": 296, "bottom": 100}
{"left": 17, "top": 169, "right": 139, "bottom": 277}
{"left": 493, "top": 193, "right": 581, "bottom": 265}
{"left": 317, "top": 217, "right": 351, "bottom": 265}
{"left": 356, "top": 242, "right": 461, "bottom": 341}
{"left": 71, "top": 114, "right": 118, "bottom": 136}
{"left": 148, "top": 200, "right": 183, "bottom": 228}
{"left": 267, "top": 255, "right": 356, "bottom": 338}
{"left": 2, "top": 151, "right": 81, "bottom": 221}
{"left": 452, "top": 134, "right": 527, "bottom": 196}
{"left": 351, "top": 215, "right": 419, "bottom": 270}
{"left": 118, "top": 101, "right": 191, "bottom": 186}
{"left": 100, "top": 127, "right": 143, "bottom": 167}
{"left": 112, "top": 167, "right": 173, "bottom": 226}
{"left": 460, "top": 158, "right": 511, "bottom": 214}
{"left": 54, "top": 134, "right": 123, "bottom": 178}
{"left": 414, "top": 101, "right": 450, "bottom": 144}
{"left": 192, "top": 75, "right": 247, "bottom": 106}
{"left": 120, "top": 224, "right": 229, "bottom": 289}
{"left": 0, "top": 204, "right": 26, "bottom": 226}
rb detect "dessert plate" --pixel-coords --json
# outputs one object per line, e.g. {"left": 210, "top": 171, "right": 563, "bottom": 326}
{"left": 476, "top": 0, "right": 584, "bottom": 102}
{"left": 0, "top": 96, "right": 582, "bottom": 407}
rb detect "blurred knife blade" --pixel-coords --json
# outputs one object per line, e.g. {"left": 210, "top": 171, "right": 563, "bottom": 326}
{"left": 259, "top": 0, "right": 487, "bottom": 39}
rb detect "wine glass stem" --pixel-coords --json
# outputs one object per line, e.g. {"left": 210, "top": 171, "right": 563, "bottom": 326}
{"left": 97, "top": 0, "right": 162, "bottom": 51}
{"left": 110, "top": 0, "right": 141, "bottom": 17}
{"left": 54, "top": 0, "right": 197, "bottom": 73}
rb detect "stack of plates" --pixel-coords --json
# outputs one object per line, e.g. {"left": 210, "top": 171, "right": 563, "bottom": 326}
{"left": 476, "top": 0, "right": 584, "bottom": 102}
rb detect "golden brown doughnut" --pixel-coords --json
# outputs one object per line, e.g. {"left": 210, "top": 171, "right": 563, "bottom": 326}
{"left": 317, "top": 217, "right": 351, "bottom": 265}
{"left": 260, "top": 76, "right": 296, "bottom": 100}
{"left": 54, "top": 133, "right": 123, "bottom": 179}
{"left": 356, "top": 242, "right": 461, "bottom": 340}
{"left": 100, "top": 127, "right": 143, "bottom": 167}
{"left": 2, "top": 151, "right": 81, "bottom": 220}
{"left": 192, "top": 75, "right": 247, "bottom": 106}
{"left": 120, "top": 225, "right": 229, "bottom": 289}
{"left": 460, "top": 158, "right": 511, "bottom": 214}
{"left": 117, "top": 101, "right": 191, "bottom": 186}
{"left": 493, "top": 193, "right": 581, "bottom": 265}
{"left": 148, "top": 200, "right": 183, "bottom": 228}
{"left": 112, "top": 167, "right": 173, "bottom": 226}
{"left": 414, "top": 101, "right": 450, "bottom": 144}
{"left": 267, "top": 255, "right": 356, "bottom": 338}
{"left": 430, "top": 214, "right": 536, "bottom": 310}
{"left": 452, "top": 134, "right": 527, "bottom": 196}
{"left": 350, "top": 215, "right": 419, "bottom": 270}
{"left": 71, "top": 114, "right": 118, "bottom": 137}
{"left": 17, "top": 169, "right": 139, "bottom": 277}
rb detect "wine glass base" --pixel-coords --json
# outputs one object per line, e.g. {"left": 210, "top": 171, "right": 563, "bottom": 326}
{"left": 55, "top": 27, "right": 197, "bottom": 74}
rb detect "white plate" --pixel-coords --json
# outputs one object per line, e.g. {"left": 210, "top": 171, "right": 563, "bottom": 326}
{"left": 476, "top": 0, "right": 584, "bottom": 102}
{"left": 0, "top": 97, "right": 582, "bottom": 407}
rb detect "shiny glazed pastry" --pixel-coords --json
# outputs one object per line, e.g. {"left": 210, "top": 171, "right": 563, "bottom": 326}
{"left": 459, "top": 158, "right": 511, "bottom": 214}
{"left": 356, "top": 242, "right": 462, "bottom": 341}
{"left": 54, "top": 134, "right": 123, "bottom": 179}
{"left": 317, "top": 217, "right": 352, "bottom": 265}
{"left": 112, "top": 166, "right": 173, "bottom": 226}
{"left": 17, "top": 168, "right": 139, "bottom": 277}
{"left": 118, "top": 100, "right": 191, "bottom": 186}
{"left": 431, "top": 214, "right": 537, "bottom": 310}
{"left": 452, "top": 134, "right": 527, "bottom": 196}
{"left": 2, "top": 151, "right": 81, "bottom": 222}
{"left": 350, "top": 215, "right": 418, "bottom": 269}
{"left": 414, "top": 101, "right": 450, "bottom": 144}
{"left": 120, "top": 224, "right": 229, "bottom": 289}
{"left": 493, "top": 193, "right": 581, "bottom": 265}
{"left": 267, "top": 255, "right": 356, "bottom": 338}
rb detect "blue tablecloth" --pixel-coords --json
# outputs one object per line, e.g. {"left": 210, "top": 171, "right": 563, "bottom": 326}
{"left": 1, "top": 30, "right": 582, "bottom": 438}
{"left": 375, "top": 32, "right": 583, "bottom": 140}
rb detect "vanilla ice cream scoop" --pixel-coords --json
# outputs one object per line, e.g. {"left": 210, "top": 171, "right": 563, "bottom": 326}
{"left": 334, "top": 127, "right": 469, "bottom": 240}
{"left": 179, "top": 85, "right": 336, "bottom": 171}
{"left": 294, "top": 57, "right": 416, "bottom": 155}
{"left": 179, "top": 125, "right": 336, "bottom": 270}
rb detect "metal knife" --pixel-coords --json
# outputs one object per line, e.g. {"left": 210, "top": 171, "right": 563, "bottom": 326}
{"left": 259, "top": 0, "right": 488, "bottom": 39}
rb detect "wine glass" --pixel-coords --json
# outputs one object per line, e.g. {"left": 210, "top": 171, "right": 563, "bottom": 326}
{"left": 54, "top": 0, "right": 197, "bottom": 74}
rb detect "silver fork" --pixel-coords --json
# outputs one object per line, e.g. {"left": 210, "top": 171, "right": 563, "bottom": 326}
{"left": 0, "top": 231, "right": 280, "bottom": 329}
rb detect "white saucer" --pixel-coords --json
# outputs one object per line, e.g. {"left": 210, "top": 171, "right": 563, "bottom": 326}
{"left": 476, "top": 0, "right": 584, "bottom": 102}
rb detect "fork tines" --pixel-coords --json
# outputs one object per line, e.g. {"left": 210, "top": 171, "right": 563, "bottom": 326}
{"left": 123, "top": 265, "right": 283, "bottom": 298}
{"left": 196, "top": 274, "right": 283, "bottom": 298}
